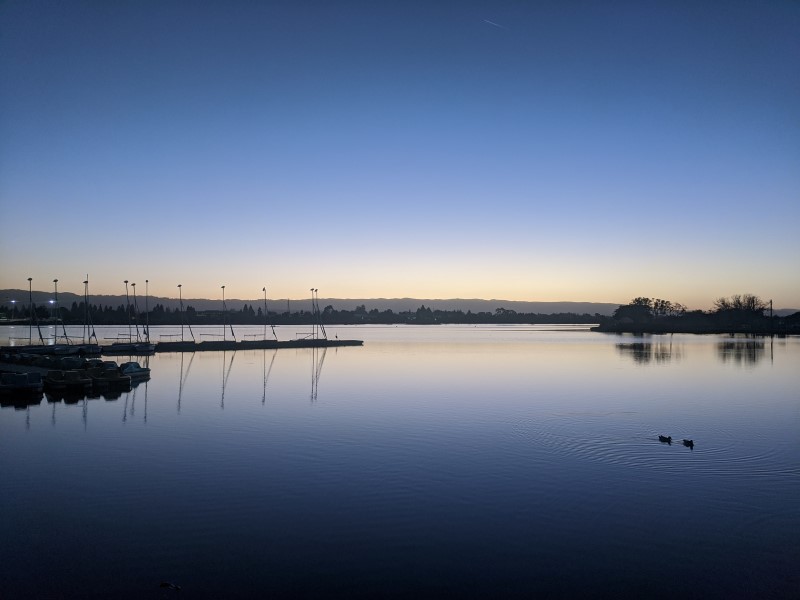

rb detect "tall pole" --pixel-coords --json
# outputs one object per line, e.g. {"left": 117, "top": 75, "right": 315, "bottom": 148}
{"left": 124, "top": 280, "right": 132, "bottom": 343}
{"left": 263, "top": 287, "right": 267, "bottom": 341}
{"left": 315, "top": 288, "right": 326, "bottom": 340}
{"left": 310, "top": 288, "right": 315, "bottom": 339}
{"left": 28, "top": 277, "right": 33, "bottom": 344}
{"left": 53, "top": 279, "right": 59, "bottom": 343}
{"left": 132, "top": 282, "right": 141, "bottom": 342}
{"left": 178, "top": 284, "right": 184, "bottom": 342}
{"left": 221, "top": 285, "right": 226, "bottom": 343}
{"left": 145, "top": 279, "right": 150, "bottom": 343}
{"left": 83, "top": 278, "right": 89, "bottom": 343}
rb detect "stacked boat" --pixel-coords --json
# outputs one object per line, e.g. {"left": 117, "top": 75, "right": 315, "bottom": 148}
{"left": 0, "top": 372, "right": 45, "bottom": 408}
{"left": 0, "top": 354, "right": 151, "bottom": 405}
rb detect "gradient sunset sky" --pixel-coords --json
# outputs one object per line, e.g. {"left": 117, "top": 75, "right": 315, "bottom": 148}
{"left": 2, "top": 1, "right": 798, "bottom": 309}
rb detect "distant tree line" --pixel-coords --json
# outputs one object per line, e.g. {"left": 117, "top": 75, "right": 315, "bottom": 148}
{"left": 0, "top": 301, "right": 604, "bottom": 326}
{"left": 3, "top": 294, "right": 797, "bottom": 333}
{"left": 597, "top": 294, "right": 800, "bottom": 334}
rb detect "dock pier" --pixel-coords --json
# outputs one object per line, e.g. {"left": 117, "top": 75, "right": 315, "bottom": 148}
{"left": 2, "top": 338, "right": 363, "bottom": 358}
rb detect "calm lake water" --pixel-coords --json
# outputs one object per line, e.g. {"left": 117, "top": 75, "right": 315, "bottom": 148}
{"left": 1, "top": 325, "right": 798, "bottom": 599}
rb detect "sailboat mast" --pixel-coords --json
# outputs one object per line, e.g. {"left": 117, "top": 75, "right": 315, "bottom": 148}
{"left": 310, "top": 288, "right": 316, "bottom": 340}
{"left": 145, "top": 279, "right": 150, "bottom": 343}
{"left": 221, "top": 285, "right": 226, "bottom": 343}
{"left": 28, "top": 277, "right": 32, "bottom": 344}
{"left": 132, "top": 282, "right": 141, "bottom": 342}
{"left": 54, "top": 279, "right": 68, "bottom": 343}
{"left": 53, "top": 279, "right": 58, "bottom": 343}
{"left": 82, "top": 275, "right": 97, "bottom": 344}
{"left": 178, "top": 284, "right": 184, "bottom": 342}
{"left": 124, "top": 280, "right": 132, "bottom": 343}
{"left": 83, "top": 278, "right": 88, "bottom": 343}
{"left": 220, "top": 285, "right": 235, "bottom": 342}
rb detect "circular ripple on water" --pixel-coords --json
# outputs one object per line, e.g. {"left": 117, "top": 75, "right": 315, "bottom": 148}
{"left": 508, "top": 412, "right": 799, "bottom": 480}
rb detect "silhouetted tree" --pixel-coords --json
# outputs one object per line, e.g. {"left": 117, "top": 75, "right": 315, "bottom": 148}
{"left": 712, "top": 294, "right": 766, "bottom": 313}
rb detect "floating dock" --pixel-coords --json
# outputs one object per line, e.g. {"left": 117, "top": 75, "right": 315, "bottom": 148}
{"left": 2, "top": 338, "right": 363, "bottom": 357}
{"left": 154, "top": 338, "right": 363, "bottom": 352}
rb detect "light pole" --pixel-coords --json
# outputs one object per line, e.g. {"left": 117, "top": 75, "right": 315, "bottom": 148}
{"left": 132, "top": 282, "right": 139, "bottom": 342}
{"left": 124, "top": 280, "right": 132, "bottom": 343}
{"left": 145, "top": 279, "right": 150, "bottom": 343}
{"left": 48, "top": 299, "right": 55, "bottom": 340}
{"left": 27, "top": 277, "right": 33, "bottom": 344}
{"left": 83, "top": 279, "right": 88, "bottom": 343}
{"left": 53, "top": 279, "right": 63, "bottom": 343}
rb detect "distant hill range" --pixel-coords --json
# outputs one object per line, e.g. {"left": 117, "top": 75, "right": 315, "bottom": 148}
{"left": 1, "top": 290, "right": 797, "bottom": 317}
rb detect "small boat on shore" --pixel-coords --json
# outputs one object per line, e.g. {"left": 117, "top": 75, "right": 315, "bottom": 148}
{"left": 0, "top": 343, "right": 101, "bottom": 357}
{"left": 44, "top": 370, "right": 93, "bottom": 393}
{"left": 87, "top": 367, "right": 132, "bottom": 390}
{"left": 119, "top": 361, "right": 151, "bottom": 381}
{"left": 0, "top": 372, "right": 44, "bottom": 397}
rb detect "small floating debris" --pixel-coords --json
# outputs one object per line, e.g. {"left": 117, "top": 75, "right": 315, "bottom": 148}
{"left": 682, "top": 439, "right": 694, "bottom": 449}
{"left": 658, "top": 435, "right": 672, "bottom": 444}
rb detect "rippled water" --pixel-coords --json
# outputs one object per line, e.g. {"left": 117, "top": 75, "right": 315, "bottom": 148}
{"left": 1, "top": 326, "right": 798, "bottom": 598}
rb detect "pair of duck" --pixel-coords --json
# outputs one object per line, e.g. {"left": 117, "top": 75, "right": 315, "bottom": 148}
{"left": 658, "top": 435, "right": 694, "bottom": 448}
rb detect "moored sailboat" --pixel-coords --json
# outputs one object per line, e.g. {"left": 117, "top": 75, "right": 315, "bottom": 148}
{"left": 102, "top": 280, "right": 156, "bottom": 355}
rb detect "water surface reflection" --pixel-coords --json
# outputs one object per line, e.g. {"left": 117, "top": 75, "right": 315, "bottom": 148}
{"left": 717, "top": 338, "right": 766, "bottom": 365}
{"left": 1, "top": 327, "right": 798, "bottom": 599}
{"left": 616, "top": 338, "right": 682, "bottom": 364}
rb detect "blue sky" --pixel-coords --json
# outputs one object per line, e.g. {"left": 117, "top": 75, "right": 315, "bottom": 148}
{"left": 2, "top": 0, "right": 798, "bottom": 309}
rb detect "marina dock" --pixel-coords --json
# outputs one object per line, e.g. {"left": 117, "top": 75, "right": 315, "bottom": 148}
{"left": 154, "top": 338, "right": 363, "bottom": 352}
{"left": 2, "top": 337, "right": 363, "bottom": 357}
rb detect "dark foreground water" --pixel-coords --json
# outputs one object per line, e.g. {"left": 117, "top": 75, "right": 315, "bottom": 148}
{"left": 1, "top": 326, "right": 798, "bottom": 599}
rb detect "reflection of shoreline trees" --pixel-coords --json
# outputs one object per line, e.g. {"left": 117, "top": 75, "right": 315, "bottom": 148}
{"left": 717, "top": 339, "right": 765, "bottom": 366}
{"left": 598, "top": 294, "right": 800, "bottom": 334}
{"left": 616, "top": 340, "right": 681, "bottom": 364}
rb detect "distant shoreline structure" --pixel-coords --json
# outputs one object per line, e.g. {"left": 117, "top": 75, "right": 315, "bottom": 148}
{"left": 1, "top": 289, "right": 622, "bottom": 317}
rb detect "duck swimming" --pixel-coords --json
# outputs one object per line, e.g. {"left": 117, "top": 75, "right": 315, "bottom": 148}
{"left": 658, "top": 435, "right": 672, "bottom": 444}
{"left": 160, "top": 582, "right": 182, "bottom": 591}
{"left": 682, "top": 439, "right": 694, "bottom": 449}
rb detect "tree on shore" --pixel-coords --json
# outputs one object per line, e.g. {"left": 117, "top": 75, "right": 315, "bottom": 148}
{"left": 710, "top": 294, "right": 768, "bottom": 329}
{"left": 612, "top": 297, "right": 686, "bottom": 323}
{"left": 600, "top": 293, "right": 792, "bottom": 333}
{"left": 712, "top": 294, "right": 766, "bottom": 314}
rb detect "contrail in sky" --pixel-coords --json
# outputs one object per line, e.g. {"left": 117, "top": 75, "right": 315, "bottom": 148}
{"left": 483, "top": 19, "right": 506, "bottom": 29}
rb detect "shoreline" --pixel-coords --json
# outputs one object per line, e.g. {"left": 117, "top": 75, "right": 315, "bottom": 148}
{"left": 592, "top": 324, "right": 799, "bottom": 336}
